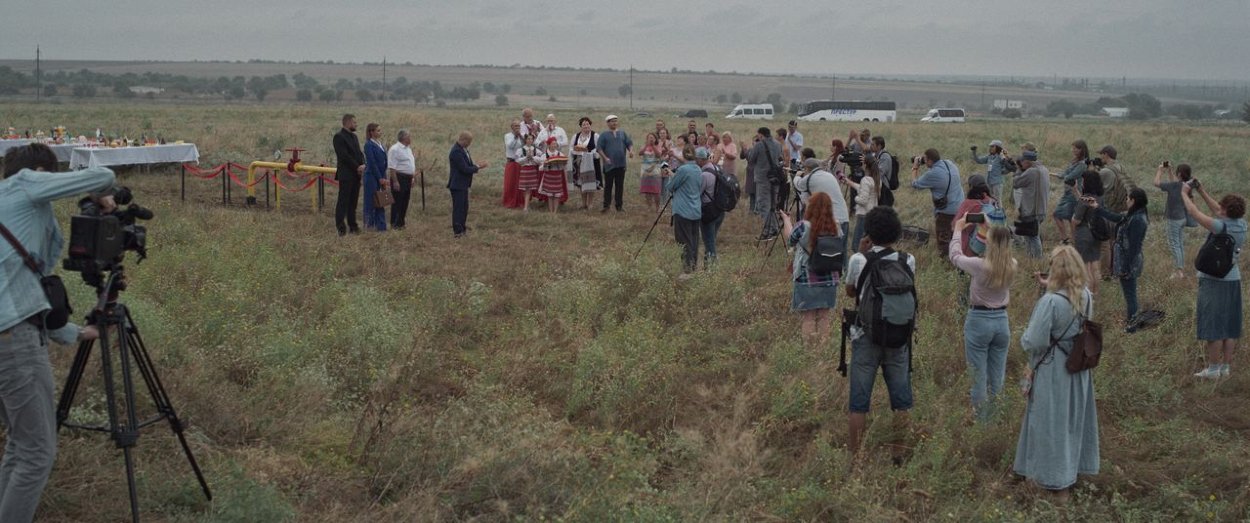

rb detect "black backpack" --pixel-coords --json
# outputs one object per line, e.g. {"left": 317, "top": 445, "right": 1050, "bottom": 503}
{"left": 855, "top": 249, "right": 918, "bottom": 350}
{"left": 710, "top": 165, "right": 740, "bottom": 213}
{"left": 1088, "top": 213, "right": 1112, "bottom": 242}
{"left": 805, "top": 234, "right": 844, "bottom": 277}
{"left": 882, "top": 151, "right": 900, "bottom": 190}
{"left": 1195, "top": 222, "right": 1238, "bottom": 278}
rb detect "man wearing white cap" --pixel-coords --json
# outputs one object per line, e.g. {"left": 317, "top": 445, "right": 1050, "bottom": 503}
{"left": 596, "top": 115, "right": 633, "bottom": 212}
{"left": 971, "top": 139, "right": 1010, "bottom": 201}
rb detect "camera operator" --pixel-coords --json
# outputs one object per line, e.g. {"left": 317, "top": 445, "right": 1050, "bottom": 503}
{"left": 747, "top": 127, "right": 783, "bottom": 241}
{"left": 970, "top": 140, "right": 1011, "bottom": 201}
{"left": 0, "top": 143, "right": 114, "bottom": 522}
{"left": 910, "top": 148, "right": 965, "bottom": 258}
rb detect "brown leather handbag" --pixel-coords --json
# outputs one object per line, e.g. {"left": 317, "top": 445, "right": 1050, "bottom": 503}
{"left": 374, "top": 189, "right": 394, "bottom": 208}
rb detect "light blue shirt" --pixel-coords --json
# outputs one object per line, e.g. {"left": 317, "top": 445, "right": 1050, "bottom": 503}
{"left": 0, "top": 167, "right": 115, "bottom": 343}
{"left": 972, "top": 151, "right": 1008, "bottom": 187}
{"left": 667, "top": 163, "right": 703, "bottom": 220}
{"left": 911, "top": 159, "right": 964, "bottom": 215}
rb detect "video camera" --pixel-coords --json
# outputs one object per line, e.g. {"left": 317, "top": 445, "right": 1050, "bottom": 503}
{"left": 838, "top": 150, "right": 863, "bottom": 169}
{"left": 64, "top": 186, "right": 153, "bottom": 275}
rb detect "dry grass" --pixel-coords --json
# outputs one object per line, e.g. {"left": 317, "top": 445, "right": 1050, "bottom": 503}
{"left": 3, "top": 102, "right": 1248, "bottom": 521}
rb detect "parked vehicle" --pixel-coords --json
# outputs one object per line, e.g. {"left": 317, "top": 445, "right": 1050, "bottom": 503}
{"left": 680, "top": 109, "right": 709, "bottom": 118}
{"left": 724, "top": 104, "right": 775, "bottom": 120}
{"left": 921, "top": 108, "right": 966, "bottom": 123}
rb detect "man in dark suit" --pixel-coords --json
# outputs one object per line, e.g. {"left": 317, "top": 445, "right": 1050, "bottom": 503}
{"left": 448, "top": 131, "right": 489, "bottom": 238}
{"left": 333, "top": 113, "right": 366, "bottom": 236}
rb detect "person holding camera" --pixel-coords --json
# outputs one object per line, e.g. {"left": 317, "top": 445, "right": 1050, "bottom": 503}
{"left": 971, "top": 140, "right": 1010, "bottom": 202}
{"left": 949, "top": 212, "right": 1016, "bottom": 421}
{"left": 1182, "top": 184, "right": 1246, "bottom": 379}
{"left": 747, "top": 127, "right": 783, "bottom": 241}
{"left": 1090, "top": 188, "right": 1150, "bottom": 331}
{"left": 1012, "top": 148, "right": 1049, "bottom": 259}
{"left": 668, "top": 146, "right": 704, "bottom": 275}
{"left": 910, "top": 149, "right": 965, "bottom": 258}
{"left": 1071, "top": 170, "right": 1106, "bottom": 293}
{"left": 1, "top": 143, "right": 113, "bottom": 522}
{"left": 1155, "top": 162, "right": 1195, "bottom": 280}
{"left": 841, "top": 152, "right": 880, "bottom": 252}
{"left": 1051, "top": 140, "right": 1090, "bottom": 245}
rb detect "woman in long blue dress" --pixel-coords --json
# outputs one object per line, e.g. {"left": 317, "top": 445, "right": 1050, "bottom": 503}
{"left": 1014, "top": 245, "right": 1099, "bottom": 500}
{"left": 362, "top": 122, "right": 389, "bottom": 231}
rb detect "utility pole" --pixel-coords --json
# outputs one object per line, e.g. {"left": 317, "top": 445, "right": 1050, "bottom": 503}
{"left": 381, "top": 56, "right": 387, "bottom": 102}
{"left": 832, "top": 75, "right": 836, "bottom": 100}
{"left": 35, "top": 45, "right": 41, "bottom": 103}
{"left": 980, "top": 81, "right": 985, "bottom": 108}
{"left": 629, "top": 65, "right": 634, "bottom": 110}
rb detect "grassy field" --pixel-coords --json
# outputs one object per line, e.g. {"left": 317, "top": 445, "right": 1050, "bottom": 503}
{"left": 2, "top": 101, "right": 1249, "bottom": 521}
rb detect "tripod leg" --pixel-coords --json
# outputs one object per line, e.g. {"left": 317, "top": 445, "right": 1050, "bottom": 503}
{"left": 633, "top": 194, "right": 673, "bottom": 261}
{"left": 56, "top": 339, "right": 96, "bottom": 429}
{"left": 121, "top": 310, "right": 212, "bottom": 501}
{"left": 93, "top": 323, "right": 142, "bottom": 523}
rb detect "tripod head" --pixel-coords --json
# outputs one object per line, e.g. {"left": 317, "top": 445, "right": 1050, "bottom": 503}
{"left": 80, "top": 266, "right": 128, "bottom": 313}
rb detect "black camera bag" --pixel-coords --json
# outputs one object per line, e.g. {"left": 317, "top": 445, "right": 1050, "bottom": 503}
{"left": 0, "top": 222, "right": 73, "bottom": 330}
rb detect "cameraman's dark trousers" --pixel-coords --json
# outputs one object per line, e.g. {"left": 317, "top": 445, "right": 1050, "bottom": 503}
{"left": 673, "top": 216, "right": 701, "bottom": 273}
{"left": 602, "top": 167, "right": 626, "bottom": 211}
{"left": 390, "top": 172, "right": 414, "bottom": 229}
{"left": 335, "top": 172, "right": 362, "bottom": 235}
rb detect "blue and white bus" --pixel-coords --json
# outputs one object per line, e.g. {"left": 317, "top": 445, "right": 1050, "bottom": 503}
{"left": 797, "top": 100, "right": 897, "bottom": 122}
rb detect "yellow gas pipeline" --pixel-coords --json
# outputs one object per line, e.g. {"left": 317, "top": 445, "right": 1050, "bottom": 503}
{"left": 247, "top": 161, "right": 336, "bottom": 210}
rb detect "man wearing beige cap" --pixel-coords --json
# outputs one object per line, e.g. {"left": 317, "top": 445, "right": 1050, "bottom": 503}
{"left": 596, "top": 115, "right": 633, "bottom": 212}
{"left": 971, "top": 139, "right": 1010, "bottom": 201}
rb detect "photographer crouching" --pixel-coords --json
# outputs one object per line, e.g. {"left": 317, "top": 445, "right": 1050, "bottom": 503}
{"left": 0, "top": 143, "right": 115, "bottom": 522}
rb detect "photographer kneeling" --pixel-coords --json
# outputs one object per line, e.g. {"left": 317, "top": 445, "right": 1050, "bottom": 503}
{"left": 0, "top": 144, "right": 115, "bottom": 522}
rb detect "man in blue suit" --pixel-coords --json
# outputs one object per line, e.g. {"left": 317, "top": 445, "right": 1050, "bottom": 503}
{"left": 448, "top": 131, "right": 489, "bottom": 238}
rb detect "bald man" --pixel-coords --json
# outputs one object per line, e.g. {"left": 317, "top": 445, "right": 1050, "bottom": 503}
{"left": 448, "top": 131, "right": 489, "bottom": 237}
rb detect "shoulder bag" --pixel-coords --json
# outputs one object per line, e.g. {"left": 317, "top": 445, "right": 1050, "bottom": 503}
{"left": 0, "top": 222, "right": 73, "bottom": 330}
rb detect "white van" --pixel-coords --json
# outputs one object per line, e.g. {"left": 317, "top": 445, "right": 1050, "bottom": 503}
{"left": 921, "top": 108, "right": 966, "bottom": 123}
{"left": 725, "top": 104, "right": 774, "bottom": 120}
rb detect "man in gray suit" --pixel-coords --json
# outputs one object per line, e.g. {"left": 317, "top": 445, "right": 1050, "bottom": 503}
{"left": 746, "top": 127, "right": 782, "bottom": 240}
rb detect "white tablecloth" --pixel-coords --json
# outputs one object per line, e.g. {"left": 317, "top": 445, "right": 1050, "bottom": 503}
{"left": 0, "top": 139, "right": 31, "bottom": 156}
{"left": 0, "top": 141, "right": 79, "bottom": 163}
{"left": 69, "top": 143, "right": 199, "bottom": 170}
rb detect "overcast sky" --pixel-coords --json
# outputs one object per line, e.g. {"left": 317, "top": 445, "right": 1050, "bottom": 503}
{"left": 4, "top": 0, "right": 1248, "bottom": 81}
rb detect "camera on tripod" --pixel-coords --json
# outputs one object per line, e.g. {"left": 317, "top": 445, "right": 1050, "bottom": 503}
{"left": 63, "top": 186, "right": 153, "bottom": 275}
{"left": 838, "top": 150, "right": 864, "bottom": 169}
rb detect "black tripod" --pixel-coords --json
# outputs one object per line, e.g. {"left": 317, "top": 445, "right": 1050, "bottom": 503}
{"left": 56, "top": 268, "right": 212, "bottom": 523}
{"left": 632, "top": 193, "right": 674, "bottom": 261}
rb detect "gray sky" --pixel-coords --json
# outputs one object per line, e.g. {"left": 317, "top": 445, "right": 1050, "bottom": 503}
{"left": 4, "top": 0, "right": 1249, "bottom": 81}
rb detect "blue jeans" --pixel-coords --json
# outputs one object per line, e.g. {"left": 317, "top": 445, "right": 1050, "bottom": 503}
{"left": 1016, "top": 234, "right": 1043, "bottom": 259}
{"left": 964, "top": 309, "right": 1009, "bottom": 420}
{"left": 851, "top": 217, "right": 866, "bottom": 258}
{"left": 1121, "top": 276, "right": 1139, "bottom": 322}
{"left": 700, "top": 212, "right": 725, "bottom": 263}
{"left": 1167, "top": 218, "right": 1185, "bottom": 269}
{"left": 0, "top": 323, "right": 57, "bottom": 522}
{"left": 848, "top": 335, "right": 913, "bottom": 413}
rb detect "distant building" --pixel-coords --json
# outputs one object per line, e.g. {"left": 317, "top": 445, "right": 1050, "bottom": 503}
{"left": 129, "top": 86, "right": 164, "bottom": 95}
{"left": 993, "top": 99, "right": 1025, "bottom": 110}
{"left": 1102, "top": 107, "right": 1130, "bottom": 118}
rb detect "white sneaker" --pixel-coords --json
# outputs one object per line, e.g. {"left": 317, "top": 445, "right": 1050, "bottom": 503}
{"left": 1194, "top": 367, "right": 1222, "bottom": 379}
{"left": 1220, "top": 365, "right": 1231, "bottom": 377}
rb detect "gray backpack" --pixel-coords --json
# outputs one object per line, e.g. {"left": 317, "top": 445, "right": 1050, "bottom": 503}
{"left": 855, "top": 249, "right": 918, "bottom": 351}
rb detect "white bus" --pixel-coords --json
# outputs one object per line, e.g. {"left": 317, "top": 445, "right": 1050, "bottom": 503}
{"left": 796, "top": 100, "right": 897, "bottom": 122}
{"left": 921, "top": 108, "right": 966, "bottom": 123}
{"left": 725, "top": 103, "right": 775, "bottom": 120}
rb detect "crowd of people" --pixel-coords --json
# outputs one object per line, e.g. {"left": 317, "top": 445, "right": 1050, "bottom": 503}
{"left": 323, "top": 109, "right": 1246, "bottom": 498}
